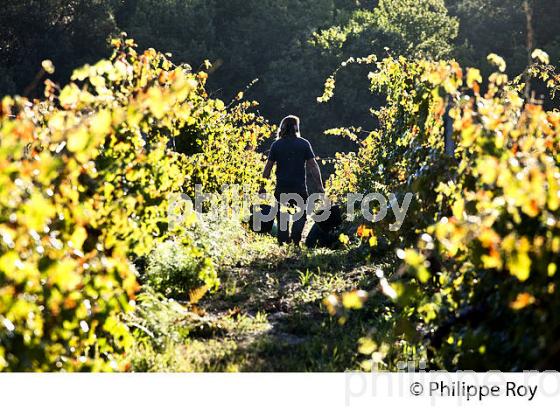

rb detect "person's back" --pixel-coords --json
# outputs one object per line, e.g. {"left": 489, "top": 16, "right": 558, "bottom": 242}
{"left": 269, "top": 136, "right": 314, "bottom": 195}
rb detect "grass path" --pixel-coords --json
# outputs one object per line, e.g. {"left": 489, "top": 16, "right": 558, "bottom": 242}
{"left": 128, "top": 234, "right": 395, "bottom": 372}
{"left": 181, "top": 239, "right": 391, "bottom": 371}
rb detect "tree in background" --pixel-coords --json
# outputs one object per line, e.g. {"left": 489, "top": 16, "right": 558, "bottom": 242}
{"left": 116, "top": 0, "right": 358, "bottom": 153}
{"left": 115, "top": 0, "right": 216, "bottom": 70}
{"left": 1, "top": 0, "right": 559, "bottom": 156}
{"left": 447, "top": 0, "right": 560, "bottom": 75}
{"left": 446, "top": 0, "right": 527, "bottom": 75}
{"left": 0, "top": 0, "right": 118, "bottom": 96}
{"left": 532, "top": 0, "right": 560, "bottom": 61}
{"left": 308, "top": 0, "right": 459, "bottom": 151}
{"left": 313, "top": 0, "right": 458, "bottom": 60}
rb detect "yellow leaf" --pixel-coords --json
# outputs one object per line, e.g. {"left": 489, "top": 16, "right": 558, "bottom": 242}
{"left": 42, "top": 60, "right": 55, "bottom": 74}
{"left": 487, "top": 53, "right": 507, "bottom": 72}
{"left": 403, "top": 248, "right": 425, "bottom": 267}
{"left": 482, "top": 251, "right": 503, "bottom": 270}
{"left": 21, "top": 192, "right": 55, "bottom": 231}
{"left": 48, "top": 260, "right": 81, "bottom": 291}
{"left": 70, "top": 227, "right": 88, "bottom": 250}
{"left": 553, "top": 237, "right": 560, "bottom": 253}
{"left": 360, "top": 360, "right": 373, "bottom": 371}
{"left": 452, "top": 198, "right": 464, "bottom": 219}
{"left": 339, "top": 233, "right": 350, "bottom": 245}
{"left": 548, "top": 175, "right": 559, "bottom": 211}
{"left": 0, "top": 252, "right": 26, "bottom": 283}
{"left": 90, "top": 110, "right": 112, "bottom": 138}
{"left": 508, "top": 252, "right": 531, "bottom": 282}
{"left": 416, "top": 266, "right": 431, "bottom": 283}
{"left": 531, "top": 49, "right": 550, "bottom": 65}
{"left": 418, "top": 302, "right": 438, "bottom": 322}
{"left": 214, "top": 99, "right": 225, "bottom": 111}
{"left": 59, "top": 84, "right": 81, "bottom": 108}
{"left": 466, "top": 68, "right": 482, "bottom": 87}
{"left": 357, "top": 337, "right": 377, "bottom": 355}
{"left": 403, "top": 249, "right": 432, "bottom": 283}
{"left": 67, "top": 126, "right": 90, "bottom": 153}
{"left": 342, "top": 290, "right": 367, "bottom": 309}
{"left": 461, "top": 125, "right": 477, "bottom": 146}
{"left": 479, "top": 229, "right": 500, "bottom": 248}
{"left": 478, "top": 157, "right": 498, "bottom": 184}
{"left": 146, "top": 88, "right": 167, "bottom": 119}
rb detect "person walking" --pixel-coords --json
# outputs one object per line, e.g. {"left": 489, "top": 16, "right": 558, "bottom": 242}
{"left": 261, "top": 115, "right": 324, "bottom": 245}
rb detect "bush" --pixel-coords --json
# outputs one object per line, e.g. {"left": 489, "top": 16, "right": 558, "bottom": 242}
{"left": 177, "top": 95, "right": 273, "bottom": 199}
{"left": 323, "top": 52, "right": 560, "bottom": 370}
{"left": 143, "top": 205, "right": 259, "bottom": 300}
{"left": 396, "top": 61, "right": 560, "bottom": 370}
{"left": 0, "top": 36, "right": 269, "bottom": 371}
{"left": 325, "top": 56, "right": 460, "bottom": 247}
{"left": 186, "top": 207, "right": 254, "bottom": 266}
{"left": 143, "top": 240, "right": 217, "bottom": 300}
{"left": 0, "top": 93, "right": 137, "bottom": 371}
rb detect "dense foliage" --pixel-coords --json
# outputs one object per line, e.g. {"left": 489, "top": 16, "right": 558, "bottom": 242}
{"left": 324, "top": 51, "right": 560, "bottom": 370}
{"left": 399, "top": 58, "right": 560, "bottom": 370}
{"left": 2, "top": 0, "right": 558, "bottom": 157}
{"left": 325, "top": 55, "right": 460, "bottom": 244}
{"left": 1, "top": 0, "right": 560, "bottom": 374}
{"left": 0, "top": 39, "right": 270, "bottom": 371}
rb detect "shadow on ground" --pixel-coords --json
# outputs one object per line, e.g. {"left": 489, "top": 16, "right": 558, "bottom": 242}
{"left": 188, "top": 245, "right": 393, "bottom": 371}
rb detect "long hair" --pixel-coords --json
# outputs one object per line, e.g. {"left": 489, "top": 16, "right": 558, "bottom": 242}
{"left": 277, "top": 115, "right": 300, "bottom": 139}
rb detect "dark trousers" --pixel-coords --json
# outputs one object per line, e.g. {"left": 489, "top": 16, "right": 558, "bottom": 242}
{"left": 274, "top": 190, "right": 308, "bottom": 245}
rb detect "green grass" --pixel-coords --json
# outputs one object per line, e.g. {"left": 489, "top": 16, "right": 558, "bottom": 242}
{"left": 127, "top": 233, "right": 392, "bottom": 372}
